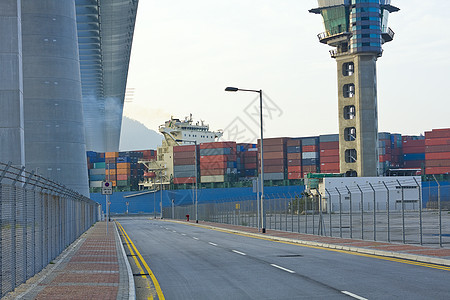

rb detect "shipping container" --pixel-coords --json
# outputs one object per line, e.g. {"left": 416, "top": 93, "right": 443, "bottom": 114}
{"left": 200, "top": 148, "right": 233, "bottom": 156}
{"left": 200, "top": 161, "right": 228, "bottom": 169}
{"left": 425, "top": 138, "right": 450, "bottom": 146}
{"left": 105, "top": 152, "right": 119, "bottom": 158}
{"left": 93, "top": 162, "right": 106, "bottom": 169}
{"left": 174, "top": 157, "right": 196, "bottom": 165}
{"left": 302, "top": 152, "right": 319, "bottom": 159}
{"left": 302, "top": 145, "right": 318, "bottom": 152}
{"left": 200, "top": 141, "right": 236, "bottom": 149}
{"left": 288, "top": 172, "right": 302, "bottom": 180}
{"left": 425, "top": 128, "right": 450, "bottom": 139}
{"left": 320, "top": 149, "right": 339, "bottom": 157}
{"left": 403, "top": 161, "right": 424, "bottom": 168}
{"left": 425, "top": 145, "right": 450, "bottom": 153}
{"left": 287, "top": 146, "right": 301, "bottom": 153}
{"left": 174, "top": 171, "right": 197, "bottom": 178}
{"left": 89, "top": 181, "right": 103, "bottom": 188}
{"left": 287, "top": 153, "right": 301, "bottom": 160}
{"left": 201, "top": 175, "right": 227, "bottom": 183}
{"left": 261, "top": 158, "right": 285, "bottom": 166}
{"left": 174, "top": 165, "right": 196, "bottom": 172}
{"left": 200, "top": 154, "right": 236, "bottom": 163}
{"left": 117, "top": 168, "right": 130, "bottom": 175}
{"left": 201, "top": 169, "right": 227, "bottom": 176}
{"left": 319, "top": 134, "right": 339, "bottom": 143}
{"left": 403, "top": 153, "right": 425, "bottom": 161}
{"left": 302, "top": 158, "right": 319, "bottom": 166}
{"left": 244, "top": 162, "right": 257, "bottom": 169}
{"left": 174, "top": 145, "right": 196, "bottom": 152}
{"left": 287, "top": 159, "right": 302, "bottom": 166}
{"left": 319, "top": 141, "right": 339, "bottom": 150}
{"left": 257, "top": 138, "right": 287, "bottom": 146}
{"left": 264, "top": 166, "right": 285, "bottom": 173}
{"left": 173, "top": 151, "right": 196, "bottom": 159}
{"left": 425, "top": 152, "right": 450, "bottom": 160}
{"left": 286, "top": 139, "right": 301, "bottom": 147}
{"left": 117, "top": 174, "right": 130, "bottom": 181}
{"left": 425, "top": 167, "right": 450, "bottom": 175}
{"left": 263, "top": 173, "right": 284, "bottom": 180}
{"left": 301, "top": 137, "right": 319, "bottom": 146}
{"left": 320, "top": 156, "right": 340, "bottom": 163}
{"left": 89, "top": 168, "right": 105, "bottom": 175}
{"left": 173, "top": 177, "right": 196, "bottom": 184}
{"left": 403, "top": 146, "right": 426, "bottom": 154}
{"left": 425, "top": 160, "right": 450, "bottom": 167}
{"left": 117, "top": 162, "right": 131, "bottom": 169}
{"left": 259, "top": 152, "right": 286, "bottom": 160}
{"left": 287, "top": 166, "right": 302, "bottom": 173}
{"left": 89, "top": 175, "right": 105, "bottom": 181}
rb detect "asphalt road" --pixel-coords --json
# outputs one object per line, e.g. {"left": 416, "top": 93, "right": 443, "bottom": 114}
{"left": 118, "top": 217, "right": 450, "bottom": 300}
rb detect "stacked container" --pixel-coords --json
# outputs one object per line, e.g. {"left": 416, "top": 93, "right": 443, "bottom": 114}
{"left": 105, "top": 152, "right": 119, "bottom": 186}
{"left": 378, "top": 132, "right": 392, "bottom": 176}
{"left": 301, "top": 137, "right": 320, "bottom": 177}
{"left": 258, "top": 138, "right": 287, "bottom": 181}
{"left": 87, "top": 151, "right": 105, "bottom": 188}
{"left": 173, "top": 144, "right": 198, "bottom": 184}
{"left": 287, "top": 138, "right": 302, "bottom": 180}
{"left": 116, "top": 156, "right": 131, "bottom": 187}
{"left": 425, "top": 128, "right": 450, "bottom": 175}
{"left": 319, "top": 134, "right": 340, "bottom": 173}
{"left": 402, "top": 136, "right": 425, "bottom": 169}
{"left": 200, "top": 142, "right": 237, "bottom": 183}
{"left": 390, "top": 133, "right": 403, "bottom": 168}
{"left": 237, "top": 143, "right": 258, "bottom": 178}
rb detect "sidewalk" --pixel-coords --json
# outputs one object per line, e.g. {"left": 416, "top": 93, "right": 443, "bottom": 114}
{"left": 186, "top": 220, "right": 450, "bottom": 267}
{"left": 3, "top": 221, "right": 132, "bottom": 300}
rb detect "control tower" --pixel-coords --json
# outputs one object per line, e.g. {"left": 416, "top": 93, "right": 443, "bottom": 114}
{"left": 310, "top": 0, "right": 399, "bottom": 177}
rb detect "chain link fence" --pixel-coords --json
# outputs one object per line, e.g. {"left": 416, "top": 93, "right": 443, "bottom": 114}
{"left": 164, "top": 178, "right": 450, "bottom": 248}
{"left": 0, "top": 162, "right": 99, "bottom": 297}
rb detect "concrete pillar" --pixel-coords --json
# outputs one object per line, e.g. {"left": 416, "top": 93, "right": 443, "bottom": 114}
{"left": 21, "top": 0, "right": 89, "bottom": 195}
{"left": 0, "top": 0, "right": 25, "bottom": 169}
{"left": 337, "top": 54, "right": 379, "bottom": 177}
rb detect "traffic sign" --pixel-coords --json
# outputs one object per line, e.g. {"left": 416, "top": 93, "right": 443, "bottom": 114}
{"left": 102, "top": 181, "right": 113, "bottom": 195}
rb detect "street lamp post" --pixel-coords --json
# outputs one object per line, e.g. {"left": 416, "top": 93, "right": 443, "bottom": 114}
{"left": 225, "top": 87, "right": 266, "bottom": 233}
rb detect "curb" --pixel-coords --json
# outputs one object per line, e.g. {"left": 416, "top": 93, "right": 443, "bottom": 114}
{"left": 115, "top": 222, "right": 136, "bottom": 300}
{"left": 169, "top": 220, "right": 450, "bottom": 267}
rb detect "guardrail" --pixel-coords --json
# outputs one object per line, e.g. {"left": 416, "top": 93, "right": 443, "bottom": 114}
{"left": 164, "top": 178, "right": 450, "bottom": 248}
{"left": 0, "top": 161, "right": 100, "bottom": 297}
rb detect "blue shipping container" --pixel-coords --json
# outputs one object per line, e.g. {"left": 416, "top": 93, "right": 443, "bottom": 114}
{"left": 287, "top": 146, "right": 301, "bottom": 153}
{"left": 403, "top": 153, "right": 425, "bottom": 161}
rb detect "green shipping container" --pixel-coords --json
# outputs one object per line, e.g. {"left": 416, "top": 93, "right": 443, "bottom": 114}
{"left": 94, "top": 162, "right": 106, "bottom": 169}
{"left": 117, "top": 180, "right": 131, "bottom": 187}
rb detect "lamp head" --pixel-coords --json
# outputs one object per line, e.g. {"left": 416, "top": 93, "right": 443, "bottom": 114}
{"left": 225, "top": 87, "right": 239, "bottom": 92}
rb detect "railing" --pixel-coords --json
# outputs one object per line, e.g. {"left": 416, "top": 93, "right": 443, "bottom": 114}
{"left": 164, "top": 178, "right": 450, "bottom": 248}
{"left": 0, "top": 161, "right": 99, "bottom": 297}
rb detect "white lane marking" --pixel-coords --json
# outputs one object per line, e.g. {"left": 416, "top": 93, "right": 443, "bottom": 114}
{"left": 172, "top": 230, "right": 177, "bottom": 233}
{"left": 193, "top": 237, "right": 199, "bottom": 240}
{"left": 208, "top": 242, "right": 218, "bottom": 246}
{"left": 341, "top": 291, "right": 368, "bottom": 300}
{"left": 181, "top": 233, "right": 186, "bottom": 236}
{"left": 270, "top": 264, "right": 295, "bottom": 274}
{"left": 232, "top": 250, "right": 247, "bottom": 256}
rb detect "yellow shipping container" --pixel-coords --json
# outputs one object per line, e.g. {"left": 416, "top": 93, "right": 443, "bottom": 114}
{"left": 105, "top": 169, "right": 116, "bottom": 175}
{"left": 105, "top": 152, "right": 119, "bottom": 158}
{"left": 117, "top": 168, "right": 130, "bottom": 175}
{"left": 117, "top": 162, "right": 131, "bottom": 169}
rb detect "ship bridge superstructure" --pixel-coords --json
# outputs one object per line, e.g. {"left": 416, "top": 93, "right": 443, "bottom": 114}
{"left": 76, "top": 0, "right": 139, "bottom": 152}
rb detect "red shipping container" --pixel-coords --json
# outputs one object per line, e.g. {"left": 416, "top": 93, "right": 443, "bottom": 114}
{"left": 201, "top": 169, "right": 226, "bottom": 176}
{"left": 302, "top": 145, "right": 317, "bottom": 152}
{"left": 261, "top": 145, "right": 285, "bottom": 152}
{"left": 244, "top": 157, "right": 257, "bottom": 163}
{"left": 425, "top": 138, "right": 450, "bottom": 146}
{"left": 200, "top": 141, "right": 236, "bottom": 149}
{"left": 286, "top": 139, "right": 301, "bottom": 146}
{"left": 117, "top": 174, "right": 129, "bottom": 181}
{"left": 287, "top": 159, "right": 301, "bottom": 166}
{"left": 320, "top": 156, "right": 340, "bottom": 163}
{"left": 244, "top": 151, "right": 258, "bottom": 157}
{"left": 264, "top": 166, "right": 285, "bottom": 173}
{"left": 425, "top": 145, "right": 450, "bottom": 153}
{"left": 244, "top": 162, "right": 257, "bottom": 169}
{"left": 173, "top": 177, "right": 196, "bottom": 184}
{"left": 320, "top": 163, "right": 340, "bottom": 170}
{"left": 259, "top": 152, "right": 286, "bottom": 159}
{"left": 200, "top": 155, "right": 236, "bottom": 163}
{"left": 200, "top": 161, "right": 227, "bottom": 169}
{"left": 320, "top": 169, "right": 340, "bottom": 174}
{"left": 288, "top": 172, "right": 302, "bottom": 180}
{"left": 173, "top": 145, "right": 196, "bottom": 152}
{"left": 425, "top": 152, "right": 450, "bottom": 160}
{"left": 302, "top": 165, "right": 318, "bottom": 172}
{"left": 320, "top": 149, "right": 339, "bottom": 157}
{"left": 287, "top": 166, "right": 302, "bottom": 173}
{"left": 403, "top": 161, "right": 424, "bottom": 168}
{"left": 425, "top": 128, "right": 450, "bottom": 139}
{"left": 403, "top": 146, "right": 426, "bottom": 154}
{"left": 174, "top": 158, "right": 196, "bottom": 165}
{"left": 287, "top": 153, "right": 301, "bottom": 160}
{"left": 425, "top": 167, "right": 450, "bottom": 175}
{"left": 143, "top": 172, "right": 156, "bottom": 178}
{"left": 426, "top": 160, "right": 450, "bottom": 167}
{"left": 258, "top": 137, "right": 287, "bottom": 146}
{"left": 319, "top": 141, "right": 339, "bottom": 150}
{"left": 402, "top": 139, "right": 425, "bottom": 147}
{"left": 379, "top": 154, "right": 392, "bottom": 162}
{"left": 174, "top": 151, "right": 196, "bottom": 159}
{"left": 262, "top": 158, "right": 286, "bottom": 166}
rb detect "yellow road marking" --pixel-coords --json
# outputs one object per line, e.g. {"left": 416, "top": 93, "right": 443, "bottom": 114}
{"left": 118, "top": 223, "right": 149, "bottom": 279}
{"left": 117, "top": 221, "right": 165, "bottom": 300}
{"left": 162, "top": 219, "right": 450, "bottom": 272}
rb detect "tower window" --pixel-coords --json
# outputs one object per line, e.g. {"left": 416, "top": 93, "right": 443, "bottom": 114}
{"left": 343, "top": 84, "right": 355, "bottom": 98}
{"left": 344, "top": 127, "right": 357, "bottom": 141}
{"left": 343, "top": 62, "right": 354, "bottom": 76}
{"left": 344, "top": 106, "right": 356, "bottom": 119}
{"left": 345, "top": 149, "right": 357, "bottom": 163}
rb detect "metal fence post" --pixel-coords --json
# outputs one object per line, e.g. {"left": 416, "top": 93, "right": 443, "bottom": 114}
{"left": 433, "top": 175, "right": 442, "bottom": 247}
{"left": 345, "top": 186, "right": 353, "bottom": 239}
{"left": 397, "top": 180, "right": 406, "bottom": 244}
{"left": 335, "top": 187, "right": 342, "bottom": 238}
{"left": 326, "top": 189, "right": 332, "bottom": 237}
{"left": 368, "top": 183, "right": 376, "bottom": 241}
{"left": 356, "top": 184, "right": 364, "bottom": 240}
{"left": 413, "top": 177, "right": 423, "bottom": 245}
{"left": 382, "top": 181, "right": 390, "bottom": 242}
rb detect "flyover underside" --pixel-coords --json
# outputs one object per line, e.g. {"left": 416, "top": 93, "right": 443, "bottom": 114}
{"left": 76, "top": 0, "right": 138, "bottom": 152}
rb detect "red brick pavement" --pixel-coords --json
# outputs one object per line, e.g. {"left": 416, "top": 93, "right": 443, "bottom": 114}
{"left": 35, "top": 222, "right": 121, "bottom": 300}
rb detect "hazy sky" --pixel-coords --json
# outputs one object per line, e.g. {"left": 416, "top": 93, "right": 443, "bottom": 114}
{"left": 124, "top": 0, "right": 450, "bottom": 143}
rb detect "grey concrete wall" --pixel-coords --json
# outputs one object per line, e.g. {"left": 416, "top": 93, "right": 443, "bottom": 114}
{"left": 21, "top": 0, "right": 89, "bottom": 195}
{"left": 0, "top": 0, "right": 25, "bottom": 169}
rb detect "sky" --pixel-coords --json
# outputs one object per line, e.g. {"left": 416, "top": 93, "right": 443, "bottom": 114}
{"left": 123, "top": 0, "right": 450, "bottom": 143}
